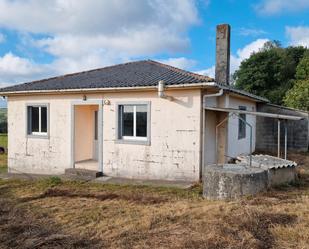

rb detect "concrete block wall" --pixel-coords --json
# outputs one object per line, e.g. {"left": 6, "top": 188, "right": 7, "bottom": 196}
{"left": 256, "top": 103, "right": 309, "bottom": 153}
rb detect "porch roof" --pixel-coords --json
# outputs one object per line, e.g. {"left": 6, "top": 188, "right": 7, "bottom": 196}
{"left": 204, "top": 106, "right": 303, "bottom": 120}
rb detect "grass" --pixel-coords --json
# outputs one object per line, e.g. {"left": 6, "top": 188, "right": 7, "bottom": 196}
{"left": 0, "top": 152, "right": 308, "bottom": 248}
{"left": 0, "top": 133, "right": 7, "bottom": 173}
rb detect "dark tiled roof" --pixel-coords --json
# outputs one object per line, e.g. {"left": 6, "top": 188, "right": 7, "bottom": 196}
{"left": 0, "top": 59, "right": 269, "bottom": 102}
{"left": 0, "top": 60, "right": 213, "bottom": 92}
{"left": 215, "top": 83, "right": 269, "bottom": 103}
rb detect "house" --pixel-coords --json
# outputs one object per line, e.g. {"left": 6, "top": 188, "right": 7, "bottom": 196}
{"left": 0, "top": 24, "right": 303, "bottom": 181}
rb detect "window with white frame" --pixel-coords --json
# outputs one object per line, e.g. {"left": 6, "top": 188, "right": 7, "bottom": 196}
{"left": 27, "top": 105, "right": 48, "bottom": 136}
{"left": 118, "top": 104, "right": 148, "bottom": 141}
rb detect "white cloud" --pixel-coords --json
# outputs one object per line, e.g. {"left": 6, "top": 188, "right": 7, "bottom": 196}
{"left": 0, "top": 52, "right": 49, "bottom": 86}
{"left": 195, "top": 66, "right": 215, "bottom": 78}
{"left": 255, "top": 0, "right": 309, "bottom": 15}
{"left": 197, "top": 39, "right": 269, "bottom": 81}
{"left": 0, "top": 0, "right": 200, "bottom": 84}
{"left": 232, "top": 38, "right": 269, "bottom": 69}
{"left": 286, "top": 26, "right": 309, "bottom": 48}
{"left": 238, "top": 27, "right": 267, "bottom": 37}
{"left": 159, "top": 57, "right": 196, "bottom": 70}
{"left": 0, "top": 0, "right": 199, "bottom": 35}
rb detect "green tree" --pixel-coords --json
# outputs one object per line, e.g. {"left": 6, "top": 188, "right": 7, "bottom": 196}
{"left": 234, "top": 41, "right": 308, "bottom": 105}
{"left": 295, "top": 51, "right": 309, "bottom": 80}
{"left": 284, "top": 52, "right": 309, "bottom": 111}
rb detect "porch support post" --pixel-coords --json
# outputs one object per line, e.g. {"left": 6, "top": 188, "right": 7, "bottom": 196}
{"left": 98, "top": 101, "right": 104, "bottom": 173}
{"left": 284, "top": 120, "right": 288, "bottom": 160}
{"left": 71, "top": 105, "right": 75, "bottom": 168}
{"left": 277, "top": 119, "right": 281, "bottom": 158}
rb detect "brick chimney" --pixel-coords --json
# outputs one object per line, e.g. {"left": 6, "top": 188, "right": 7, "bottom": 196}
{"left": 215, "top": 24, "right": 231, "bottom": 85}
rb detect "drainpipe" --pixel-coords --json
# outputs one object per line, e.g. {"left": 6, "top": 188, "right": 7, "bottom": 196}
{"left": 201, "top": 88, "right": 224, "bottom": 179}
{"left": 203, "top": 89, "right": 224, "bottom": 104}
{"left": 158, "top": 80, "right": 173, "bottom": 101}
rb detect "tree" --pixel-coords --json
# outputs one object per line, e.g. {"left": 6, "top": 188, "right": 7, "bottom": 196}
{"left": 234, "top": 41, "right": 308, "bottom": 105}
{"left": 295, "top": 51, "right": 309, "bottom": 80}
{"left": 284, "top": 52, "right": 309, "bottom": 111}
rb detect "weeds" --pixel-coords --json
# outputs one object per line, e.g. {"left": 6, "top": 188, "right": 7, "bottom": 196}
{"left": 0, "top": 152, "right": 307, "bottom": 248}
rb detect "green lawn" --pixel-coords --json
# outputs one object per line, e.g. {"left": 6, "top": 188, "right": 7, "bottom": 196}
{"left": 0, "top": 134, "right": 7, "bottom": 173}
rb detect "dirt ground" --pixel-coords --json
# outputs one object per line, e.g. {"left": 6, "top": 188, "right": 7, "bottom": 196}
{"left": 0, "top": 152, "right": 308, "bottom": 249}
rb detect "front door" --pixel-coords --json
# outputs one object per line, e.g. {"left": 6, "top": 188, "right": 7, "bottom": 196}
{"left": 93, "top": 110, "right": 98, "bottom": 160}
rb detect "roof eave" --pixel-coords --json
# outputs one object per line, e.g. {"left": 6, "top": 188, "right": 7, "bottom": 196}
{"left": 0, "top": 81, "right": 217, "bottom": 96}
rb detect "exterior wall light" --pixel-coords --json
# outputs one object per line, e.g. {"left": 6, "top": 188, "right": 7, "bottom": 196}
{"left": 104, "top": 99, "right": 111, "bottom": 105}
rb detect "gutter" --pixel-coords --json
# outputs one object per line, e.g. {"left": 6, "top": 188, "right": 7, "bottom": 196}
{"left": 0, "top": 82, "right": 216, "bottom": 96}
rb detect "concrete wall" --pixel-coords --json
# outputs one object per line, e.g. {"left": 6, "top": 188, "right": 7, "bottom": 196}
{"left": 256, "top": 103, "right": 309, "bottom": 153}
{"left": 7, "top": 89, "right": 202, "bottom": 181}
{"left": 268, "top": 167, "right": 297, "bottom": 186}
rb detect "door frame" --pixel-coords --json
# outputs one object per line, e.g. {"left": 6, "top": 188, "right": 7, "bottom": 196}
{"left": 93, "top": 110, "right": 99, "bottom": 160}
{"left": 71, "top": 99, "right": 104, "bottom": 172}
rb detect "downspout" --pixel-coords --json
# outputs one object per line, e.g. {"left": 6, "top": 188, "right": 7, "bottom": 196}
{"left": 201, "top": 88, "right": 224, "bottom": 180}
{"left": 158, "top": 80, "right": 174, "bottom": 101}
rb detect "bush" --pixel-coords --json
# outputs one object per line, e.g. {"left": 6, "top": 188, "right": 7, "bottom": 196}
{"left": 45, "top": 176, "right": 62, "bottom": 187}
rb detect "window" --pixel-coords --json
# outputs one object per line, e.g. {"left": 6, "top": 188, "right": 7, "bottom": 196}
{"left": 238, "top": 106, "right": 246, "bottom": 139}
{"left": 117, "top": 103, "right": 149, "bottom": 143}
{"left": 27, "top": 105, "right": 48, "bottom": 136}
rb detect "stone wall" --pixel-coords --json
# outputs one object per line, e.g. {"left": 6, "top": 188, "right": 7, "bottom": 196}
{"left": 256, "top": 103, "right": 309, "bottom": 153}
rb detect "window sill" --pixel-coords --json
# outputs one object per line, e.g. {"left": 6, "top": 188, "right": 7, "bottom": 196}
{"left": 27, "top": 134, "right": 49, "bottom": 139}
{"left": 115, "top": 139, "right": 150, "bottom": 146}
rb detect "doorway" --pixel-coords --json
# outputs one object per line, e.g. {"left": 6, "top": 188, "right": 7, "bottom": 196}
{"left": 71, "top": 100, "right": 103, "bottom": 172}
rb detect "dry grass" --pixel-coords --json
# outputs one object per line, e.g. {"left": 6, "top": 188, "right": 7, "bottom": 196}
{"left": 0, "top": 152, "right": 308, "bottom": 249}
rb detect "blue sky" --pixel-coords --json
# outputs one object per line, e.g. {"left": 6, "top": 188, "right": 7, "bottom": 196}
{"left": 0, "top": 0, "right": 308, "bottom": 90}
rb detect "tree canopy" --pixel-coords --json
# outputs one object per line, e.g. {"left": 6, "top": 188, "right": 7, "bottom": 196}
{"left": 284, "top": 52, "right": 309, "bottom": 111}
{"left": 233, "top": 41, "right": 308, "bottom": 106}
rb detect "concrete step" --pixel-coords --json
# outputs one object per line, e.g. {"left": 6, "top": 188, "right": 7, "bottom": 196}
{"left": 65, "top": 168, "right": 103, "bottom": 178}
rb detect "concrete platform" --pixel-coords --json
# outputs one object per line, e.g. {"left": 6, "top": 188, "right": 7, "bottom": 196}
{"left": 237, "top": 155, "right": 298, "bottom": 186}
{"left": 74, "top": 159, "right": 98, "bottom": 171}
{"left": 0, "top": 173, "right": 194, "bottom": 189}
{"left": 203, "top": 155, "right": 299, "bottom": 200}
{"left": 94, "top": 176, "right": 194, "bottom": 189}
{"left": 203, "top": 164, "right": 268, "bottom": 200}
{"left": 65, "top": 168, "right": 103, "bottom": 178}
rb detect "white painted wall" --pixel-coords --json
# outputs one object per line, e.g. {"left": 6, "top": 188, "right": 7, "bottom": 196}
{"left": 7, "top": 89, "right": 202, "bottom": 181}
{"left": 7, "top": 89, "right": 257, "bottom": 179}
{"left": 8, "top": 95, "right": 72, "bottom": 174}
{"left": 102, "top": 90, "right": 202, "bottom": 181}
{"left": 227, "top": 95, "right": 256, "bottom": 159}
{"left": 204, "top": 110, "right": 217, "bottom": 165}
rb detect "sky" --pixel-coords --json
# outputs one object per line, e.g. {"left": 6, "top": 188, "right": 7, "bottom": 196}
{"left": 0, "top": 0, "right": 308, "bottom": 91}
